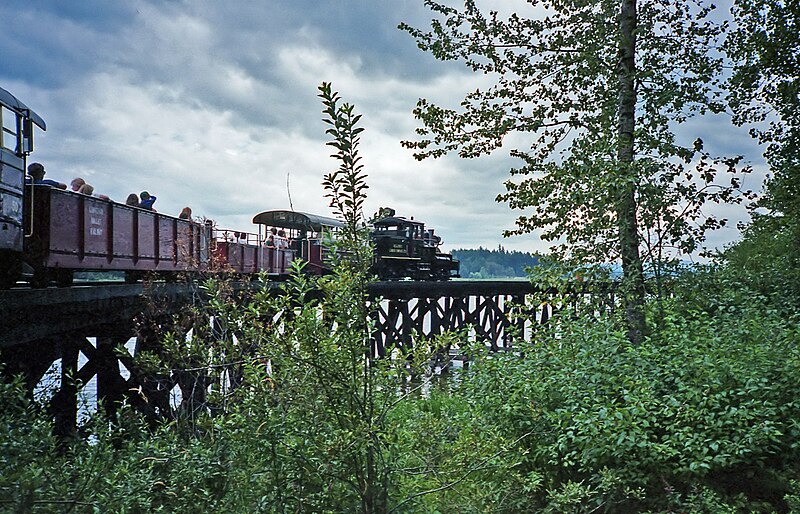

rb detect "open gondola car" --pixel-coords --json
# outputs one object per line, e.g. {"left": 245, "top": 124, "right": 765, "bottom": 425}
{"left": 25, "top": 186, "right": 212, "bottom": 286}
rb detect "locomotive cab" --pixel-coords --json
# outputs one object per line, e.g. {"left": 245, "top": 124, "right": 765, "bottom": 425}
{"left": 0, "top": 87, "right": 46, "bottom": 287}
{"left": 371, "top": 216, "right": 427, "bottom": 259}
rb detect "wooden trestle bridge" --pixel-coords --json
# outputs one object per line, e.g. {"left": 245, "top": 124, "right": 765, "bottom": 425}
{"left": 0, "top": 280, "right": 613, "bottom": 436}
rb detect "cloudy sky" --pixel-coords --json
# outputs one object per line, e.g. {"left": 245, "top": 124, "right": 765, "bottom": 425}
{"left": 0, "top": 0, "right": 767, "bottom": 255}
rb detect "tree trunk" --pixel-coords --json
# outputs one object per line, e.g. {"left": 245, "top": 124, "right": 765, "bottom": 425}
{"left": 617, "top": 0, "right": 648, "bottom": 344}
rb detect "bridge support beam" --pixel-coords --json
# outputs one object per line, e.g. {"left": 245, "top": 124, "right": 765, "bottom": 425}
{"left": 0, "top": 339, "right": 60, "bottom": 397}
{"left": 96, "top": 336, "right": 126, "bottom": 420}
{"left": 0, "top": 280, "right": 613, "bottom": 437}
{"left": 369, "top": 282, "right": 546, "bottom": 358}
{"left": 51, "top": 337, "right": 79, "bottom": 441}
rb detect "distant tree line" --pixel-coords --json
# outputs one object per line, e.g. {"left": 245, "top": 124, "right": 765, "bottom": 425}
{"left": 451, "top": 246, "right": 541, "bottom": 279}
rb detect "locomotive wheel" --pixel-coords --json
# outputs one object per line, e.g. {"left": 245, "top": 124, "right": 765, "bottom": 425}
{"left": 30, "top": 267, "right": 49, "bottom": 289}
{"left": 55, "top": 269, "right": 73, "bottom": 287}
{"left": 0, "top": 258, "right": 22, "bottom": 289}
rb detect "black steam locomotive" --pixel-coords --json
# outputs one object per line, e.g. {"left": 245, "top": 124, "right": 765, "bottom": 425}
{"left": 370, "top": 209, "right": 460, "bottom": 281}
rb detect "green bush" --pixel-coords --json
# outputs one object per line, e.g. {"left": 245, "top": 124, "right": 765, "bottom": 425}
{"left": 0, "top": 381, "right": 232, "bottom": 513}
{"left": 4, "top": 262, "right": 799, "bottom": 513}
{"left": 450, "top": 286, "right": 800, "bottom": 511}
{"left": 722, "top": 214, "right": 800, "bottom": 320}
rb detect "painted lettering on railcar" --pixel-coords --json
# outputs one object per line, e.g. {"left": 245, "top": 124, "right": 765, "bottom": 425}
{"left": 88, "top": 205, "right": 104, "bottom": 236}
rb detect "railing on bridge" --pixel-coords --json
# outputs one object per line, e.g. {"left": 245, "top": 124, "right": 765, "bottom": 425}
{"left": 370, "top": 280, "right": 616, "bottom": 357}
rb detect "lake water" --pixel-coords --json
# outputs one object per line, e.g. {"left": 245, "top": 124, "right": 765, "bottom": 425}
{"left": 34, "top": 337, "right": 184, "bottom": 420}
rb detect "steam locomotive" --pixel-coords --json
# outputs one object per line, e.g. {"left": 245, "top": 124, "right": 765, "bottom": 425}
{"left": 0, "top": 87, "right": 459, "bottom": 287}
{"left": 370, "top": 209, "right": 460, "bottom": 281}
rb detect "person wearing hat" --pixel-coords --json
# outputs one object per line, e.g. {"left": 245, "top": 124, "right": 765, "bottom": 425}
{"left": 25, "top": 162, "right": 66, "bottom": 189}
{"left": 139, "top": 191, "right": 157, "bottom": 210}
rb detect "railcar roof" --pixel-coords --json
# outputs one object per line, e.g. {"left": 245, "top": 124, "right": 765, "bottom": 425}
{"left": 252, "top": 210, "right": 344, "bottom": 231}
{"left": 0, "top": 86, "right": 46, "bottom": 130}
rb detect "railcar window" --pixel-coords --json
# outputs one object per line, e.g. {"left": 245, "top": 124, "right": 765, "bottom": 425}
{"left": 1, "top": 106, "right": 20, "bottom": 151}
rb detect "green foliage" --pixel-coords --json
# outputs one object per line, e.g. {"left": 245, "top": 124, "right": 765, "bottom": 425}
{"left": 137, "top": 274, "right": 277, "bottom": 426}
{"left": 727, "top": 0, "right": 800, "bottom": 167}
{"left": 726, "top": 0, "right": 800, "bottom": 308}
{"left": 319, "top": 81, "right": 369, "bottom": 239}
{"left": 722, "top": 214, "right": 800, "bottom": 319}
{"left": 387, "top": 385, "right": 540, "bottom": 513}
{"left": 202, "top": 82, "right": 423, "bottom": 512}
{"left": 452, "top": 276, "right": 800, "bottom": 511}
{"left": 401, "top": 0, "right": 759, "bottom": 344}
{"left": 3, "top": 254, "right": 800, "bottom": 512}
{"left": 0, "top": 380, "right": 232, "bottom": 513}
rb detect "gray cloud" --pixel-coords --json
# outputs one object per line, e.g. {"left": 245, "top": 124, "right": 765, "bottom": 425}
{"left": 0, "top": 0, "right": 767, "bottom": 259}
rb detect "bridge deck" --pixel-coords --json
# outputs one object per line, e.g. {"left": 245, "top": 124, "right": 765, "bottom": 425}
{"left": 0, "top": 280, "right": 544, "bottom": 347}
{"left": 0, "top": 283, "right": 186, "bottom": 347}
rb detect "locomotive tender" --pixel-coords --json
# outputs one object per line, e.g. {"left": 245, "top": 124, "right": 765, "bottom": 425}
{"left": 0, "top": 87, "right": 458, "bottom": 287}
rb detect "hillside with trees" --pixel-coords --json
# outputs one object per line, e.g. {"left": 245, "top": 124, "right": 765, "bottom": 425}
{"left": 452, "top": 246, "right": 541, "bottom": 278}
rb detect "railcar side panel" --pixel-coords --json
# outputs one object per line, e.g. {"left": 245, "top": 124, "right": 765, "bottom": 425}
{"left": 283, "top": 249, "right": 294, "bottom": 273}
{"left": 215, "top": 242, "right": 265, "bottom": 274}
{"left": 213, "top": 242, "right": 296, "bottom": 275}
{"left": 214, "top": 241, "right": 240, "bottom": 271}
{"left": 137, "top": 211, "right": 157, "bottom": 261}
{"left": 46, "top": 188, "right": 79, "bottom": 254}
{"left": 175, "top": 221, "right": 194, "bottom": 267}
{"left": 82, "top": 196, "right": 111, "bottom": 258}
{"left": 224, "top": 242, "right": 242, "bottom": 271}
{"left": 112, "top": 206, "right": 136, "bottom": 260}
{"left": 26, "top": 187, "right": 209, "bottom": 273}
{"left": 262, "top": 247, "right": 294, "bottom": 274}
{"left": 192, "top": 225, "right": 205, "bottom": 266}
{"left": 241, "top": 245, "right": 258, "bottom": 273}
{"left": 234, "top": 244, "right": 248, "bottom": 272}
{"left": 211, "top": 242, "right": 226, "bottom": 269}
{"left": 306, "top": 242, "right": 324, "bottom": 274}
{"left": 266, "top": 247, "right": 276, "bottom": 272}
{"left": 158, "top": 217, "right": 174, "bottom": 265}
